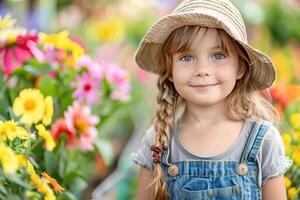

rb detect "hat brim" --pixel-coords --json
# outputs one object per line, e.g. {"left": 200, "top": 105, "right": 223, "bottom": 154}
{"left": 135, "top": 12, "right": 276, "bottom": 89}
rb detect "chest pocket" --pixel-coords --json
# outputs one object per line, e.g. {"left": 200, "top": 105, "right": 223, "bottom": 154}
{"left": 179, "top": 185, "right": 242, "bottom": 200}
{"left": 177, "top": 177, "right": 242, "bottom": 200}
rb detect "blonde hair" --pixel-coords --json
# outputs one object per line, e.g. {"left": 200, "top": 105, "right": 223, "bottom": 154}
{"left": 149, "top": 25, "right": 280, "bottom": 199}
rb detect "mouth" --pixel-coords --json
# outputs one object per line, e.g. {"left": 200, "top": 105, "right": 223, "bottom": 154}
{"left": 190, "top": 83, "right": 219, "bottom": 88}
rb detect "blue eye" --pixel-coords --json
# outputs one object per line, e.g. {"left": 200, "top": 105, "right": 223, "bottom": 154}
{"left": 213, "top": 53, "right": 226, "bottom": 60}
{"left": 180, "top": 55, "right": 194, "bottom": 62}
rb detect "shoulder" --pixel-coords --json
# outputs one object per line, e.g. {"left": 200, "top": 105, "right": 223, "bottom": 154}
{"left": 141, "top": 125, "right": 156, "bottom": 145}
{"left": 258, "top": 120, "right": 282, "bottom": 147}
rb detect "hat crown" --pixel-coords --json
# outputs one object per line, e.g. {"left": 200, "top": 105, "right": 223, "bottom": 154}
{"left": 172, "top": 0, "right": 247, "bottom": 43}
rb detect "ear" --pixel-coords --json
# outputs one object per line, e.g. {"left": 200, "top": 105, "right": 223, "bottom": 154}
{"left": 236, "top": 62, "right": 246, "bottom": 80}
{"left": 168, "top": 73, "right": 173, "bottom": 82}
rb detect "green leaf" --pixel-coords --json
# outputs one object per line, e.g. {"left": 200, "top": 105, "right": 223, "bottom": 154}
{"left": 5, "top": 174, "right": 31, "bottom": 189}
{"left": 0, "top": 183, "right": 7, "bottom": 195}
{"left": 6, "top": 194, "right": 22, "bottom": 200}
{"left": 23, "top": 63, "right": 52, "bottom": 75}
{"left": 44, "top": 151, "right": 57, "bottom": 174}
{"left": 39, "top": 75, "right": 59, "bottom": 97}
{"left": 57, "top": 191, "right": 77, "bottom": 200}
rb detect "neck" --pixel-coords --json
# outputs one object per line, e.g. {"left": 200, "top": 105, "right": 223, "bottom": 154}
{"left": 181, "top": 101, "right": 230, "bottom": 127}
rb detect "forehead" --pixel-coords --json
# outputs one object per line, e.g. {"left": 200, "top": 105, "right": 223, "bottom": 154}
{"left": 189, "top": 28, "right": 222, "bottom": 51}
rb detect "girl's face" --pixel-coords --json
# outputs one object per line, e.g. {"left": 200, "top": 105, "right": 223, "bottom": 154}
{"left": 171, "top": 28, "right": 243, "bottom": 108}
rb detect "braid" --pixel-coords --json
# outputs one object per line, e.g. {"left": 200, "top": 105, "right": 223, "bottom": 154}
{"left": 151, "top": 76, "right": 176, "bottom": 200}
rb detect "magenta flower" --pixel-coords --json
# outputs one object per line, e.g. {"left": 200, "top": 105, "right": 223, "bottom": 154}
{"left": 64, "top": 102, "right": 99, "bottom": 151}
{"left": 70, "top": 72, "right": 102, "bottom": 105}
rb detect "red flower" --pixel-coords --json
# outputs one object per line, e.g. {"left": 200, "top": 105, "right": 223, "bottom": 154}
{"left": 50, "top": 118, "right": 76, "bottom": 149}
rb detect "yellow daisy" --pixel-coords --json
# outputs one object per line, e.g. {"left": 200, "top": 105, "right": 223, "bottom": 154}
{"left": 13, "top": 88, "right": 45, "bottom": 125}
{"left": 36, "top": 124, "right": 56, "bottom": 151}
{"left": 0, "top": 143, "right": 19, "bottom": 174}
{"left": 0, "top": 120, "right": 28, "bottom": 141}
{"left": 42, "top": 96, "right": 54, "bottom": 126}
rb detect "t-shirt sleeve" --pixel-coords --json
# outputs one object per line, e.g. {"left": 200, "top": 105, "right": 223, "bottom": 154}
{"left": 131, "top": 126, "right": 155, "bottom": 170}
{"left": 260, "top": 124, "right": 293, "bottom": 185}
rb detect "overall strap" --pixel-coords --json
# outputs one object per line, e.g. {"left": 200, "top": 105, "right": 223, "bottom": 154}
{"left": 239, "top": 120, "right": 271, "bottom": 163}
{"left": 161, "top": 119, "right": 175, "bottom": 166}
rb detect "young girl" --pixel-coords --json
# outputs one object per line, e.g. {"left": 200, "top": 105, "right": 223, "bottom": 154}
{"left": 132, "top": 0, "right": 293, "bottom": 199}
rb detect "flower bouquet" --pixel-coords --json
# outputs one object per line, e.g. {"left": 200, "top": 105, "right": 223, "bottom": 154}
{"left": 0, "top": 14, "right": 134, "bottom": 199}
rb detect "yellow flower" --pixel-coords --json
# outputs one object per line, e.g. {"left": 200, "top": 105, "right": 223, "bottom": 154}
{"left": 26, "top": 162, "right": 36, "bottom": 175}
{"left": 290, "top": 113, "right": 300, "bottom": 129}
{"left": 0, "top": 120, "right": 28, "bottom": 141}
{"left": 36, "top": 124, "right": 56, "bottom": 151}
{"left": 0, "top": 143, "right": 19, "bottom": 174}
{"left": 31, "top": 173, "right": 56, "bottom": 200}
{"left": 0, "top": 13, "right": 16, "bottom": 29}
{"left": 40, "top": 31, "right": 69, "bottom": 48}
{"left": 30, "top": 173, "right": 47, "bottom": 193}
{"left": 285, "top": 177, "right": 292, "bottom": 188}
{"left": 42, "top": 172, "right": 65, "bottom": 193}
{"left": 282, "top": 133, "right": 292, "bottom": 147}
{"left": 96, "top": 18, "right": 125, "bottom": 43}
{"left": 17, "top": 155, "right": 28, "bottom": 168}
{"left": 62, "top": 40, "right": 84, "bottom": 67}
{"left": 40, "top": 31, "right": 84, "bottom": 66}
{"left": 43, "top": 96, "right": 53, "bottom": 126}
{"left": 292, "top": 151, "right": 300, "bottom": 165}
{"left": 44, "top": 186, "right": 56, "bottom": 200}
{"left": 288, "top": 187, "right": 297, "bottom": 199}
{"left": 13, "top": 88, "right": 45, "bottom": 125}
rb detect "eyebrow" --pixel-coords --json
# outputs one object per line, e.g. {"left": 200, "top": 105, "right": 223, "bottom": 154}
{"left": 211, "top": 45, "right": 222, "bottom": 50}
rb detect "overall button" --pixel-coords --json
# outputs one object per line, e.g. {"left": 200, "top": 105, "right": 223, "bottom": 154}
{"left": 236, "top": 163, "right": 248, "bottom": 176}
{"left": 168, "top": 164, "right": 179, "bottom": 176}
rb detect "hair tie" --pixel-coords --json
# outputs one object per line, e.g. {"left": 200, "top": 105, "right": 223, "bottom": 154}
{"left": 150, "top": 144, "right": 168, "bottom": 164}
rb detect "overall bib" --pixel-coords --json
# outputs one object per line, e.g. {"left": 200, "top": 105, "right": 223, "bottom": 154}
{"left": 160, "top": 120, "right": 270, "bottom": 200}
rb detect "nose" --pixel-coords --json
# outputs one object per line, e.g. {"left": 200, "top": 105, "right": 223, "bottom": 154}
{"left": 195, "top": 60, "right": 210, "bottom": 77}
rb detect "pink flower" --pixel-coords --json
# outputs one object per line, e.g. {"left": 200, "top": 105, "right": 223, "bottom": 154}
{"left": 0, "top": 33, "right": 38, "bottom": 76}
{"left": 105, "top": 63, "right": 131, "bottom": 101}
{"left": 70, "top": 72, "right": 102, "bottom": 105}
{"left": 75, "top": 56, "right": 104, "bottom": 79}
{"left": 64, "top": 102, "right": 99, "bottom": 151}
{"left": 27, "top": 42, "right": 63, "bottom": 67}
{"left": 50, "top": 118, "right": 76, "bottom": 149}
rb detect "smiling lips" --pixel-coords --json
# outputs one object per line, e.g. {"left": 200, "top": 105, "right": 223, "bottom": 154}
{"left": 190, "top": 83, "right": 219, "bottom": 88}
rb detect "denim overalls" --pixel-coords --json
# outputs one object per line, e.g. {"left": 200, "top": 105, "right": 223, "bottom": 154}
{"left": 160, "top": 120, "right": 270, "bottom": 200}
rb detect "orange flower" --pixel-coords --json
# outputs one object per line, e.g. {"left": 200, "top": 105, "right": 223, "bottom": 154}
{"left": 42, "top": 172, "right": 65, "bottom": 193}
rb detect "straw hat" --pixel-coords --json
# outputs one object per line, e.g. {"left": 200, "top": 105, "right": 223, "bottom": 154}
{"left": 134, "top": 0, "right": 276, "bottom": 89}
